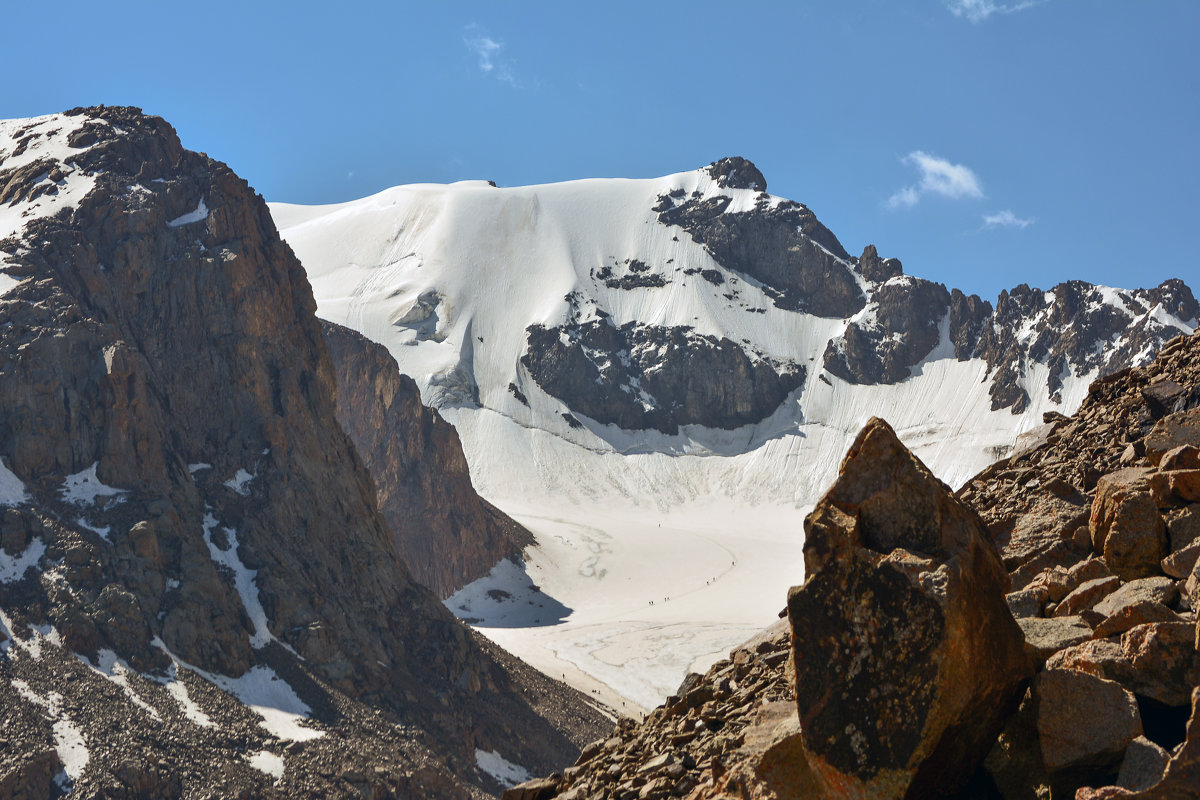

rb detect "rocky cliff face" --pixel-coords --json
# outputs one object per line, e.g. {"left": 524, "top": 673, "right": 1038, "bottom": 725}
{"left": 0, "top": 107, "right": 605, "bottom": 798}
{"left": 322, "top": 320, "right": 533, "bottom": 598}
{"left": 504, "top": 330, "right": 1200, "bottom": 800}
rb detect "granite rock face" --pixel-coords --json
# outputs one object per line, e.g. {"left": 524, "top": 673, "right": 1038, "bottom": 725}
{"left": 0, "top": 106, "right": 605, "bottom": 798}
{"left": 322, "top": 320, "right": 532, "bottom": 597}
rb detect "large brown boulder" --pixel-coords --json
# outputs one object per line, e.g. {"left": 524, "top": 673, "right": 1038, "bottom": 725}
{"left": 1034, "top": 669, "right": 1142, "bottom": 778}
{"left": 787, "top": 418, "right": 1032, "bottom": 798}
{"left": 1090, "top": 469, "right": 1169, "bottom": 581}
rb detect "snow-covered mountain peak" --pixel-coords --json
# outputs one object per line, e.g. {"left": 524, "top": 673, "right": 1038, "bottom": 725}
{"left": 272, "top": 164, "right": 1194, "bottom": 706}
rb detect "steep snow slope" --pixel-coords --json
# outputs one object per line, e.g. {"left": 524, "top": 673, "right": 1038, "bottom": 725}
{"left": 271, "top": 164, "right": 1195, "bottom": 708}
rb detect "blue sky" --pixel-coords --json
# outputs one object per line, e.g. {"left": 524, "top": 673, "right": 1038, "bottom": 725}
{"left": 5, "top": 1, "right": 1197, "bottom": 301}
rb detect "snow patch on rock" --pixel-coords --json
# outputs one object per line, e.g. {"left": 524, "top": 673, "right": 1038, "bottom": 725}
{"left": 60, "top": 462, "right": 127, "bottom": 506}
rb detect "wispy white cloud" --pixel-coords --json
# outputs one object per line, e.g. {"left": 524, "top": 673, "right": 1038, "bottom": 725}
{"left": 887, "top": 151, "right": 983, "bottom": 209}
{"left": 464, "top": 25, "right": 518, "bottom": 87}
{"left": 983, "top": 209, "right": 1034, "bottom": 228}
{"left": 948, "top": 0, "right": 1040, "bottom": 24}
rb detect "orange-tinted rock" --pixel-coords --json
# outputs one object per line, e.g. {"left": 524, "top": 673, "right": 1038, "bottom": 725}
{"left": 1165, "top": 504, "right": 1200, "bottom": 553}
{"left": 1090, "top": 469, "right": 1169, "bottom": 580}
{"left": 1092, "top": 600, "right": 1185, "bottom": 639}
{"left": 1075, "top": 687, "right": 1200, "bottom": 799}
{"left": 1144, "top": 409, "right": 1200, "bottom": 466}
{"left": 1160, "top": 444, "right": 1200, "bottom": 471}
{"left": 1019, "top": 616, "right": 1095, "bottom": 666}
{"left": 1093, "top": 578, "right": 1178, "bottom": 618}
{"left": 1161, "top": 539, "right": 1200, "bottom": 579}
{"left": 788, "top": 418, "right": 1030, "bottom": 799}
{"left": 1034, "top": 669, "right": 1141, "bottom": 775}
{"left": 1056, "top": 576, "right": 1121, "bottom": 617}
{"left": 1120, "top": 622, "right": 1200, "bottom": 706}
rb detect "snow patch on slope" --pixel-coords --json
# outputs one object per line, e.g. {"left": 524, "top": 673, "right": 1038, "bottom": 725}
{"left": 202, "top": 512, "right": 274, "bottom": 649}
{"left": 475, "top": 748, "right": 531, "bottom": 788}
{"left": 0, "top": 459, "right": 29, "bottom": 506}
{"left": 167, "top": 197, "right": 208, "bottom": 227}
{"left": 11, "top": 679, "right": 89, "bottom": 788}
{"left": 60, "top": 462, "right": 127, "bottom": 506}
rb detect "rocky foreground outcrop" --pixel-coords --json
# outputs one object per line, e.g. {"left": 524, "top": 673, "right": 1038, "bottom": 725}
{"left": 322, "top": 320, "right": 532, "bottom": 597}
{"left": 788, "top": 418, "right": 1030, "bottom": 797}
{"left": 506, "top": 331, "right": 1200, "bottom": 799}
{"left": 0, "top": 106, "right": 606, "bottom": 798}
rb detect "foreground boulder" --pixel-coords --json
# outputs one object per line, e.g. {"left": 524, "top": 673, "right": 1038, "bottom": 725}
{"left": 787, "top": 418, "right": 1032, "bottom": 798}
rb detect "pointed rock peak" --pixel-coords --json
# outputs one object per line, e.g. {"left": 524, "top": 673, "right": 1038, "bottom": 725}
{"left": 807, "top": 417, "right": 989, "bottom": 565}
{"left": 858, "top": 244, "right": 903, "bottom": 283}
{"left": 706, "top": 157, "right": 766, "bottom": 192}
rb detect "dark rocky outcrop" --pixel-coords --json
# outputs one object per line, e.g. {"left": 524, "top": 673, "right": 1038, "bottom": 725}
{"left": 705, "top": 156, "right": 767, "bottom": 192}
{"left": 322, "top": 321, "right": 533, "bottom": 598}
{"left": 521, "top": 317, "right": 804, "bottom": 434}
{"left": 0, "top": 106, "right": 605, "bottom": 798}
{"left": 654, "top": 176, "right": 863, "bottom": 317}
{"left": 822, "top": 277, "right": 952, "bottom": 384}
{"left": 972, "top": 280, "right": 1199, "bottom": 412}
{"left": 856, "top": 244, "right": 902, "bottom": 284}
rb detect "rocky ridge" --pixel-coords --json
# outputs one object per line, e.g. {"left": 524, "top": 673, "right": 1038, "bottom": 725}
{"left": 0, "top": 107, "right": 606, "bottom": 798}
{"left": 522, "top": 309, "right": 804, "bottom": 436}
{"left": 505, "top": 329, "right": 1200, "bottom": 800}
{"left": 519, "top": 156, "right": 1196, "bottom": 435}
{"left": 322, "top": 320, "right": 533, "bottom": 597}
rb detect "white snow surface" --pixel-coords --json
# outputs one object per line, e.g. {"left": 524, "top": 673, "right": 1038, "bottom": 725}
{"left": 154, "top": 663, "right": 216, "bottom": 728}
{"left": 271, "top": 168, "right": 1195, "bottom": 708}
{"left": 202, "top": 513, "right": 273, "bottom": 649}
{"left": 208, "top": 666, "right": 323, "bottom": 742}
{"left": 475, "top": 748, "right": 531, "bottom": 788}
{"left": 0, "top": 459, "right": 29, "bottom": 506}
{"left": 246, "top": 750, "right": 286, "bottom": 781}
{"left": 167, "top": 197, "right": 209, "bottom": 227}
{"left": 152, "top": 638, "right": 323, "bottom": 741}
{"left": 223, "top": 468, "right": 255, "bottom": 496}
{"left": 60, "top": 462, "right": 127, "bottom": 506}
{"left": 12, "top": 679, "right": 89, "bottom": 784}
